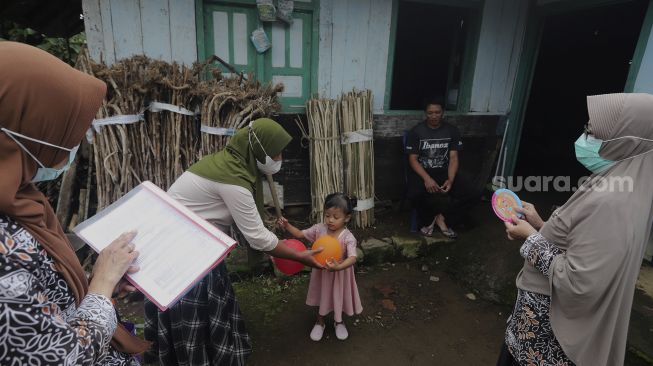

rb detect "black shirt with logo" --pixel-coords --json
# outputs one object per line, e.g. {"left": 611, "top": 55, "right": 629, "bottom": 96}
{"left": 405, "top": 121, "right": 463, "bottom": 195}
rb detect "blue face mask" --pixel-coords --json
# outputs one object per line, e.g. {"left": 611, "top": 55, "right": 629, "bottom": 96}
{"left": 575, "top": 132, "right": 653, "bottom": 173}
{"left": 574, "top": 133, "right": 615, "bottom": 173}
{"left": 2, "top": 128, "right": 79, "bottom": 182}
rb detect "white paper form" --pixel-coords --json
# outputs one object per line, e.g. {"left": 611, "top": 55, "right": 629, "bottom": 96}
{"left": 74, "top": 181, "right": 236, "bottom": 310}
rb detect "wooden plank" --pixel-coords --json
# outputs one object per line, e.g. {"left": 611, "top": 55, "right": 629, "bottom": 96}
{"left": 634, "top": 9, "right": 653, "bottom": 92}
{"left": 213, "top": 11, "right": 231, "bottom": 62}
{"left": 488, "top": 0, "right": 519, "bottom": 112}
{"left": 140, "top": 0, "right": 172, "bottom": 62}
{"left": 110, "top": 0, "right": 144, "bottom": 60}
{"left": 340, "top": 0, "right": 370, "bottom": 92}
{"left": 470, "top": 0, "right": 503, "bottom": 112}
{"left": 495, "top": 0, "right": 528, "bottom": 112}
{"left": 272, "top": 22, "right": 286, "bottom": 67}
{"left": 82, "top": 0, "right": 104, "bottom": 62}
{"left": 289, "top": 18, "right": 304, "bottom": 68}
{"left": 169, "top": 0, "right": 198, "bottom": 65}
{"left": 329, "top": 0, "right": 348, "bottom": 97}
{"left": 318, "top": 0, "right": 334, "bottom": 97}
{"left": 233, "top": 12, "right": 249, "bottom": 66}
{"left": 99, "top": 0, "right": 116, "bottom": 64}
{"left": 364, "top": 0, "right": 393, "bottom": 112}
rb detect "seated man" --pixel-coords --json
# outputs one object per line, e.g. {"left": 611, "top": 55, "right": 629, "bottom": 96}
{"left": 406, "top": 98, "right": 476, "bottom": 238}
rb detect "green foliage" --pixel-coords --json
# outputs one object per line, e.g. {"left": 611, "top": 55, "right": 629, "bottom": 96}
{"left": 0, "top": 20, "right": 86, "bottom": 64}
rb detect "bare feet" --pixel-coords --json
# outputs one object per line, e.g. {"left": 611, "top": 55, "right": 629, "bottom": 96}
{"left": 435, "top": 214, "right": 449, "bottom": 232}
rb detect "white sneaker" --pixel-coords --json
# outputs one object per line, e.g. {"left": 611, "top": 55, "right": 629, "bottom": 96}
{"left": 310, "top": 323, "right": 325, "bottom": 341}
{"left": 334, "top": 322, "right": 348, "bottom": 340}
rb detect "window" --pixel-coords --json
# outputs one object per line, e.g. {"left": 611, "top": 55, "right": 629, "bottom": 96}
{"left": 199, "top": 0, "right": 316, "bottom": 113}
{"left": 389, "top": 1, "right": 476, "bottom": 111}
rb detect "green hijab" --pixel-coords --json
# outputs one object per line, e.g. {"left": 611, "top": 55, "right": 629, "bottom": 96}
{"left": 188, "top": 118, "right": 291, "bottom": 216}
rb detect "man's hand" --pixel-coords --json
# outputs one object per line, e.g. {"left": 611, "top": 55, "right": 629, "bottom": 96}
{"left": 424, "top": 177, "right": 440, "bottom": 193}
{"left": 440, "top": 179, "right": 453, "bottom": 193}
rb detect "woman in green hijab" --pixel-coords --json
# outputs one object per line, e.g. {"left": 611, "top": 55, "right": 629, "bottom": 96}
{"left": 144, "top": 118, "right": 323, "bottom": 366}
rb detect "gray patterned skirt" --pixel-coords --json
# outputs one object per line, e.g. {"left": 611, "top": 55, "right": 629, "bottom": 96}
{"left": 144, "top": 262, "right": 251, "bottom": 366}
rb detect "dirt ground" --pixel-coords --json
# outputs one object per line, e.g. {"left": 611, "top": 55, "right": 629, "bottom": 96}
{"left": 118, "top": 193, "right": 653, "bottom": 366}
{"left": 237, "top": 263, "right": 510, "bottom": 366}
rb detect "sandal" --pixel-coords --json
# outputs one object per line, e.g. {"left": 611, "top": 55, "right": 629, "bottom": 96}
{"left": 420, "top": 226, "right": 433, "bottom": 237}
{"left": 438, "top": 227, "right": 458, "bottom": 239}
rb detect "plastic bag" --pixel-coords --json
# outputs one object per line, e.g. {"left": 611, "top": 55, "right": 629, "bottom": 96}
{"left": 251, "top": 28, "right": 272, "bottom": 53}
{"left": 257, "top": 0, "right": 276, "bottom": 22}
{"left": 276, "top": 0, "right": 294, "bottom": 24}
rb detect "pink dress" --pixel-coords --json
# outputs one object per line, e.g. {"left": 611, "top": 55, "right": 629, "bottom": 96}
{"left": 303, "top": 224, "right": 363, "bottom": 322}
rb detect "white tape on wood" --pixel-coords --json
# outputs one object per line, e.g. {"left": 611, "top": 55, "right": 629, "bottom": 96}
{"left": 341, "top": 129, "right": 373, "bottom": 144}
{"left": 149, "top": 101, "right": 196, "bottom": 116}
{"left": 92, "top": 114, "right": 144, "bottom": 132}
{"left": 200, "top": 125, "right": 236, "bottom": 136}
{"left": 354, "top": 197, "right": 374, "bottom": 211}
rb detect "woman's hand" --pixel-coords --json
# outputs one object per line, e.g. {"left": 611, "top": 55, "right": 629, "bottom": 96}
{"left": 515, "top": 201, "right": 545, "bottom": 230}
{"left": 296, "top": 247, "right": 325, "bottom": 269}
{"left": 504, "top": 216, "right": 537, "bottom": 241}
{"left": 88, "top": 231, "right": 140, "bottom": 299}
{"left": 112, "top": 278, "right": 139, "bottom": 299}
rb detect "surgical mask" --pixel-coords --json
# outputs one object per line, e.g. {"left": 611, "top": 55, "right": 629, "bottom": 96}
{"left": 248, "top": 125, "right": 282, "bottom": 175}
{"left": 574, "top": 133, "right": 653, "bottom": 173}
{"left": 2, "top": 127, "right": 79, "bottom": 182}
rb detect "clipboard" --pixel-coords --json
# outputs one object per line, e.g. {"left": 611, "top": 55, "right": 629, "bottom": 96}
{"left": 74, "top": 181, "right": 237, "bottom": 311}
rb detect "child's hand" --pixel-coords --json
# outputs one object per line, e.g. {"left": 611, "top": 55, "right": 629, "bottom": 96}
{"left": 325, "top": 259, "right": 341, "bottom": 272}
{"left": 277, "top": 217, "right": 289, "bottom": 230}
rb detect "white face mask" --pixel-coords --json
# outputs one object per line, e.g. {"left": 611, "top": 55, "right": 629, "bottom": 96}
{"left": 248, "top": 124, "right": 282, "bottom": 175}
{"left": 2, "top": 128, "right": 79, "bottom": 182}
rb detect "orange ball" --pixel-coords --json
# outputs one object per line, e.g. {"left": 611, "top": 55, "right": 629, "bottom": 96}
{"left": 311, "top": 235, "right": 343, "bottom": 266}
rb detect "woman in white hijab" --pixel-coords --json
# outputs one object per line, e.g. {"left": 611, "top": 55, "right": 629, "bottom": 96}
{"left": 500, "top": 93, "right": 653, "bottom": 365}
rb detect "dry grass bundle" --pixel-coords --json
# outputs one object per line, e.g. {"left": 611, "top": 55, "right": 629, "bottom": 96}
{"left": 194, "top": 68, "right": 283, "bottom": 157}
{"left": 340, "top": 90, "right": 375, "bottom": 228}
{"left": 305, "top": 99, "right": 343, "bottom": 223}
{"left": 74, "top": 51, "right": 283, "bottom": 217}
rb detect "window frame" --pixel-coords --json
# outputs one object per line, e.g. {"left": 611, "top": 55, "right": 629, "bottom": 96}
{"left": 195, "top": 0, "right": 320, "bottom": 113}
{"left": 383, "top": 0, "right": 482, "bottom": 114}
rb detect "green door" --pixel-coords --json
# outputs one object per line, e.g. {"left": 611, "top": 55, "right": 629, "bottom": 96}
{"left": 263, "top": 11, "right": 313, "bottom": 113}
{"left": 204, "top": 4, "right": 258, "bottom": 76}
{"left": 200, "top": 2, "right": 315, "bottom": 112}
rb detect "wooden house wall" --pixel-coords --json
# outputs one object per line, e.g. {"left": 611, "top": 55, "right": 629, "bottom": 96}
{"left": 633, "top": 19, "right": 653, "bottom": 93}
{"left": 470, "top": 0, "right": 529, "bottom": 113}
{"left": 316, "top": 0, "right": 393, "bottom": 112}
{"left": 82, "top": 0, "right": 197, "bottom": 66}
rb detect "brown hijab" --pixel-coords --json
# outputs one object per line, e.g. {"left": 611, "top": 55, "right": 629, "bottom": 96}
{"left": 0, "top": 42, "right": 149, "bottom": 354}
{"left": 516, "top": 93, "right": 653, "bottom": 365}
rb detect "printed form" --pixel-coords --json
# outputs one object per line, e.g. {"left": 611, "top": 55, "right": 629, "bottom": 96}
{"left": 74, "top": 181, "right": 236, "bottom": 310}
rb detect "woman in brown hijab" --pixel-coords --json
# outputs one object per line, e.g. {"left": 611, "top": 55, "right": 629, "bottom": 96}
{"left": 0, "top": 42, "right": 149, "bottom": 364}
{"left": 500, "top": 93, "right": 653, "bottom": 365}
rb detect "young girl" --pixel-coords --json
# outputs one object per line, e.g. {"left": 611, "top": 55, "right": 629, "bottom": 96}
{"left": 278, "top": 193, "right": 363, "bottom": 341}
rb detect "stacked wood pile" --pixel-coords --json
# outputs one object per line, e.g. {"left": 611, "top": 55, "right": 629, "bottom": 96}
{"left": 305, "top": 89, "right": 375, "bottom": 228}
{"left": 197, "top": 67, "right": 283, "bottom": 156}
{"left": 340, "top": 90, "right": 375, "bottom": 228}
{"left": 304, "top": 99, "right": 343, "bottom": 223}
{"left": 66, "top": 51, "right": 281, "bottom": 226}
